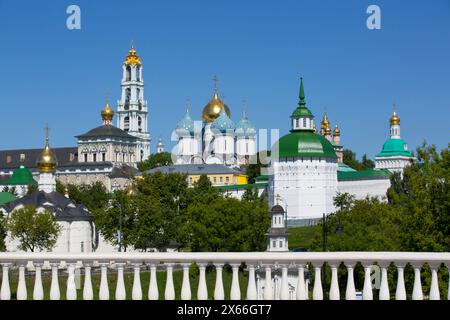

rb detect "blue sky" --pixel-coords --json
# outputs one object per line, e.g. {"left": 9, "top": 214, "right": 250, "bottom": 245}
{"left": 0, "top": 0, "right": 449, "bottom": 159}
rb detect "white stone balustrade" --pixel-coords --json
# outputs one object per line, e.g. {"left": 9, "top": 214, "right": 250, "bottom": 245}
{"left": 0, "top": 252, "right": 449, "bottom": 300}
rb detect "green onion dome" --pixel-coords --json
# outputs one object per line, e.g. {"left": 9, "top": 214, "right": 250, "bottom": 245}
{"left": 175, "top": 109, "right": 194, "bottom": 137}
{"left": 235, "top": 111, "right": 256, "bottom": 138}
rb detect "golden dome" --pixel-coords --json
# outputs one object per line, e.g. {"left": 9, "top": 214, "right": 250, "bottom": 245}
{"left": 101, "top": 103, "right": 115, "bottom": 122}
{"left": 333, "top": 124, "right": 340, "bottom": 136}
{"left": 390, "top": 111, "right": 400, "bottom": 125}
{"left": 202, "top": 91, "right": 231, "bottom": 122}
{"left": 321, "top": 113, "right": 330, "bottom": 130}
{"left": 325, "top": 126, "right": 331, "bottom": 136}
{"left": 124, "top": 45, "right": 142, "bottom": 66}
{"left": 36, "top": 138, "right": 58, "bottom": 173}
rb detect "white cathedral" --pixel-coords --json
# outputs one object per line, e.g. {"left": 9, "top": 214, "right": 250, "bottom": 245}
{"left": 174, "top": 78, "right": 257, "bottom": 167}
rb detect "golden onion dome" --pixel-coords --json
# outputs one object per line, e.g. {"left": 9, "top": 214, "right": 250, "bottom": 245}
{"left": 325, "top": 126, "right": 331, "bottom": 136}
{"left": 321, "top": 113, "right": 330, "bottom": 129}
{"left": 202, "top": 91, "right": 231, "bottom": 122}
{"left": 390, "top": 111, "right": 400, "bottom": 125}
{"left": 36, "top": 138, "right": 58, "bottom": 173}
{"left": 333, "top": 124, "right": 340, "bottom": 136}
{"left": 124, "top": 45, "right": 142, "bottom": 66}
{"left": 101, "top": 103, "right": 115, "bottom": 122}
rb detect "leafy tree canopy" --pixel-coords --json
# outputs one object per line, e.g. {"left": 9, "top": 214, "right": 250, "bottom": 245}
{"left": 137, "top": 152, "right": 173, "bottom": 172}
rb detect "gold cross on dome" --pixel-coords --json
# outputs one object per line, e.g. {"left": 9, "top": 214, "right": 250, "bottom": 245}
{"left": 213, "top": 74, "right": 219, "bottom": 93}
{"left": 44, "top": 123, "right": 50, "bottom": 141}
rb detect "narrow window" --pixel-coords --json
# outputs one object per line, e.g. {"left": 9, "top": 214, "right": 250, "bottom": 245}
{"left": 84, "top": 154, "right": 88, "bottom": 162}
{"left": 273, "top": 241, "right": 276, "bottom": 248}
{"left": 93, "top": 154, "right": 97, "bottom": 162}
{"left": 20, "top": 153, "right": 25, "bottom": 162}
{"left": 102, "top": 153, "right": 106, "bottom": 162}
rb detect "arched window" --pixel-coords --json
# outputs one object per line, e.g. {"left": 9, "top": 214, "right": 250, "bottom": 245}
{"left": 138, "top": 116, "right": 142, "bottom": 132}
{"left": 136, "top": 67, "right": 140, "bottom": 81}
{"left": 124, "top": 116, "right": 130, "bottom": 131}
{"left": 302, "top": 118, "right": 307, "bottom": 128}
{"left": 126, "top": 66, "right": 131, "bottom": 81}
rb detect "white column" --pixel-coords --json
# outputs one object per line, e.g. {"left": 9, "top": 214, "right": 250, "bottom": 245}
{"left": 132, "top": 264, "right": 142, "bottom": 300}
{"left": 246, "top": 264, "right": 257, "bottom": 300}
{"left": 263, "top": 266, "right": 273, "bottom": 300}
{"left": 49, "top": 263, "right": 60, "bottom": 300}
{"left": 429, "top": 264, "right": 440, "bottom": 300}
{"left": 165, "top": 263, "right": 175, "bottom": 300}
{"left": 66, "top": 263, "right": 77, "bottom": 300}
{"left": 99, "top": 263, "right": 110, "bottom": 300}
{"left": 345, "top": 263, "right": 356, "bottom": 300}
{"left": 379, "top": 263, "right": 390, "bottom": 300}
{"left": 395, "top": 263, "right": 406, "bottom": 300}
{"left": 296, "top": 266, "right": 306, "bottom": 300}
{"left": 313, "top": 265, "right": 323, "bottom": 300}
{"left": 362, "top": 264, "right": 373, "bottom": 300}
{"left": 280, "top": 265, "right": 289, "bottom": 300}
{"left": 17, "top": 264, "right": 27, "bottom": 300}
{"left": 33, "top": 263, "right": 44, "bottom": 300}
{"left": 181, "top": 263, "right": 192, "bottom": 300}
{"left": 214, "top": 264, "right": 224, "bottom": 300}
{"left": 1, "top": 264, "right": 11, "bottom": 300}
{"left": 230, "top": 264, "right": 241, "bottom": 300}
{"left": 115, "top": 263, "right": 126, "bottom": 300}
{"left": 148, "top": 264, "right": 159, "bottom": 300}
{"left": 329, "top": 264, "right": 340, "bottom": 300}
{"left": 412, "top": 264, "right": 423, "bottom": 300}
{"left": 197, "top": 263, "right": 208, "bottom": 300}
{"left": 83, "top": 264, "right": 93, "bottom": 300}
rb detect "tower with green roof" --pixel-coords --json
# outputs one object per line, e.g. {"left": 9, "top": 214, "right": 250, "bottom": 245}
{"left": 375, "top": 110, "right": 415, "bottom": 174}
{"left": 270, "top": 78, "right": 338, "bottom": 223}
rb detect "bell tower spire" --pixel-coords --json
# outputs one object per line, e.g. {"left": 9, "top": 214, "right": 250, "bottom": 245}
{"left": 117, "top": 42, "right": 151, "bottom": 161}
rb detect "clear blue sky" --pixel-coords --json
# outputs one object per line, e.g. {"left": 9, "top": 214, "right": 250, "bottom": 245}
{"left": 0, "top": 0, "right": 449, "bottom": 159}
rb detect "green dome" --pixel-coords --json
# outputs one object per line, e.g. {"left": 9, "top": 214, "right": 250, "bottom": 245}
{"left": 1, "top": 166, "right": 36, "bottom": 186}
{"left": 273, "top": 131, "right": 337, "bottom": 158}
{"left": 376, "top": 138, "right": 413, "bottom": 157}
{"left": 0, "top": 192, "right": 17, "bottom": 205}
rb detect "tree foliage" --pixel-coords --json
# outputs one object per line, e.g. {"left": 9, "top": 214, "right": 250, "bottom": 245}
{"left": 56, "top": 180, "right": 110, "bottom": 212}
{"left": 343, "top": 149, "right": 375, "bottom": 171}
{"left": 7, "top": 205, "right": 61, "bottom": 252}
{"left": 0, "top": 215, "right": 6, "bottom": 251}
{"left": 246, "top": 150, "right": 271, "bottom": 183}
{"left": 137, "top": 152, "right": 173, "bottom": 172}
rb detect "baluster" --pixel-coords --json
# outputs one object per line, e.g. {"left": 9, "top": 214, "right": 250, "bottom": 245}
{"left": 345, "top": 263, "right": 356, "bottom": 300}
{"left": 305, "top": 278, "right": 310, "bottom": 300}
{"left": 99, "top": 263, "right": 110, "bottom": 300}
{"left": 362, "top": 264, "right": 373, "bottom": 300}
{"left": 412, "top": 263, "right": 423, "bottom": 300}
{"left": 17, "top": 264, "right": 27, "bottom": 300}
{"left": 49, "top": 262, "right": 60, "bottom": 300}
{"left": 33, "top": 263, "right": 44, "bottom": 300}
{"left": 66, "top": 263, "right": 77, "bottom": 300}
{"left": 280, "top": 265, "right": 289, "bottom": 300}
{"left": 1, "top": 263, "right": 11, "bottom": 300}
{"left": 165, "top": 263, "right": 175, "bottom": 300}
{"left": 115, "top": 263, "right": 126, "bottom": 300}
{"left": 214, "top": 264, "right": 224, "bottom": 300}
{"left": 296, "top": 265, "right": 306, "bottom": 300}
{"left": 197, "top": 263, "right": 208, "bottom": 300}
{"left": 395, "top": 263, "right": 406, "bottom": 300}
{"left": 148, "top": 264, "right": 159, "bottom": 300}
{"left": 429, "top": 263, "right": 440, "bottom": 300}
{"left": 230, "top": 264, "right": 241, "bottom": 300}
{"left": 329, "top": 263, "right": 340, "bottom": 300}
{"left": 132, "top": 264, "right": 142, "bottom": 300}
{"left": 83, "top": 264, "right": 93, "bottom": 300}
{"left": 312, "top": 263, "right": 323, "bottom": 300}
{"left": 263, "top": 266, "right": 273, "bottom": 300}
{"left": 181, "top": 263, "right": 192, "bottom": 300}
{"left": 379, "top": 262, "right": 390, "bottom": 300}
{"left": 246, "top": 264, "right": 257, "bottom": 300}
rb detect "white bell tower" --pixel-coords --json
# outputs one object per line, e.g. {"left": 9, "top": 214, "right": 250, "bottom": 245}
{"left": 117, "top": 43, "right": 151, "bottom": 162}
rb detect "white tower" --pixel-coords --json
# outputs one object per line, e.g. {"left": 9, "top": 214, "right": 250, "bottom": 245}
{"left": 266, "top": 199, "right": 289, "bottom": 252}
{"left": 117, "top": 43, "right": 151, "bottom": 162}
{"left": 156, "top": 137, "right": 165, "bottom": 154}
{"left": 211, "top": 109, "right": 236, "bottom": 165}
{"left": 36, "top": 126, "right": 57, "bottom": 193}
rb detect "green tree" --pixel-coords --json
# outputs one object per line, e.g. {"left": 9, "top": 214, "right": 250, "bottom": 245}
{"left": 137, "top": 152, "right": 173, "bottom": 172}
{"left": 0, "top": 215, "right": 6, "bottom": 251}
{"left": 246, "top": 150, "right": 271, "bottom": 183}
{"left": 333, "top": 192, "right": 355, "bottom": 211}
{"left": 343, "top": 149, "right": 375, "bottom": 171}
{"left": 7, "top": 205, "right": 61, "bottom": 252}
{"left": 92, "top": 190, "right": 138, "bottom": 252}
{"left": 57, "top": 181, "right": 110, "bottom": 212}
{"left": 26, "top": 183, "right": 38, "bottom": 194}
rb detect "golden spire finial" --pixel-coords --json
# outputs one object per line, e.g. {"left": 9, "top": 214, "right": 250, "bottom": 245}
{"left": 333, "top": 123, "right": 340, "bottom": 136}
{"left": 131, "top": 39, "right": 135, "bottom": 49}
{"left": 125, "top": 41, "right": 141, "bottom": 66}
{"left": 44, "top": 122, "right": 49, "bottom": 143}
{"left": 36, "top": 124, "right": 58, "bottom": 173}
